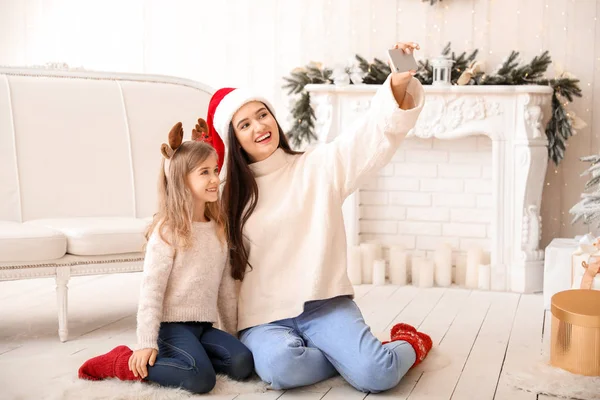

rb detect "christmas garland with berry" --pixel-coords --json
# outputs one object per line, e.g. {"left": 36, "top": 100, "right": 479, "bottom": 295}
{"left": 282, "top": 43, "right": 582, "bottom": 165}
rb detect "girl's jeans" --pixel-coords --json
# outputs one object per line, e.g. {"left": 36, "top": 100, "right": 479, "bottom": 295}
{"left": 147, "top": 322, "right": 253, "bottom": 394}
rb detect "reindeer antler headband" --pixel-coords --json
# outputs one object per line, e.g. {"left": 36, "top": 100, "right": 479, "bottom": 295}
{"left": 161, "top": 118, "right": 210, "bottom": 175}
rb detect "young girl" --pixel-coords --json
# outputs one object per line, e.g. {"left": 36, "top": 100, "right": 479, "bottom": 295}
{"left": 77, "top": 120, "right": 253, "bottom": 394}
{"left": 200, "top": 42, "right": 432, "bottom": 393}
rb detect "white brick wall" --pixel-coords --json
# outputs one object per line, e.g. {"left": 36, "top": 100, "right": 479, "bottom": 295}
{"left": 406, "top": 150, "right": 449, "bottom": 163}
{"left": 394, "top": 163, "right": 437, "bottom": 178}
{"left": 360, "top": 191, "right": 388, "bottom": 205}
{"left": 450, "top": 209, "right": 490, "bottom": 223}
{"left": 360, "top": 206, "right": 406, "bottom": 220}
{"left": 378, "top": 177, "right": 419, "bottom": 191}
{"left": 420, "top": 178, "right": 465, "bottom": 193}
{"left": 397, "top": 221, "right": 442, "bottom": 236}
{"left": 433, "top": 193, "right": 476, "bottom": 207}
{"left": 477, "top": 194, "right": 493, "bottom": 208}
{"left": 358, "top": 135, "right": 493, "bottom": 259}
{"left": 443, "top": 223, "right": 487, "bottom": 238}
{"left": 406, "top": 207, "right": 449, "bottom": 221}
{"left": 377, "top": 164, "right": 395, "bottom": 177}
{"left": 389, "top": 192, "right": 431, "bottom": 206}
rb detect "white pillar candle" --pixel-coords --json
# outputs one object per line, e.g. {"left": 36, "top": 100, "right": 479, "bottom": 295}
{"left": 347, "top": 246, "right": 362, "bottom": 285}
{"left": 455, "top": 255, "right": 467, "bottom": 285}
{"left": 434, "top": 243, "right": 453, "bottom": 287}
{"left": 478, "top": 264, "right": 491, "bottom": 290}
{"left": 360, "top": 243, "right": 381, "bottom": 284}
{"left": 418, "top": 259, "right": 435, "bottom": 288}
{"left": 373, "top": 259, "right": 387, "bottom": 286}
{"left": 389, "top": 245, "right": 407, "bottom": 285}
{"left": 466, "top": 248, "right": 483, "bottom": 288}
{"left": 411, "top": 256, "right": 420, "bottom": 286}
{"left": 364, "top": 240, "right": 383, "bottom": 256}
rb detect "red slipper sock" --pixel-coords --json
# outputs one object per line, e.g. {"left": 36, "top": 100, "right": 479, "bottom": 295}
{"left": 78, "top": 345, "right": 140, "bottom": 381}
{"left": 390, "top": 322, "right": 417, "bottom": 337}
{"left": 382, "top": 322, "right": 418, "bottom": 344}
{"left": 382, "top": 328, "right": 433, "bottom": 367}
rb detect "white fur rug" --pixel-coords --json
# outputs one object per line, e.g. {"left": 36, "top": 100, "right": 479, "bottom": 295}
{"left": 42, "top": 349, "right": 451, "bottom": 400}
{"left": 505, "top": 358, "right": 600, "bottom": 400}
{"left": 43, "top": 374, "right": 348, "bottom": 400}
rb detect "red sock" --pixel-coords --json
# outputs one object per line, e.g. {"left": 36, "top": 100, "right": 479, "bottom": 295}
{"left": 382, "top": 322, "right": 417, "bottom": 344}
{"left": 78, "top": 345, "right": 140, "bottom": 381}
{"left": 382, "top": 323, "right": 433, "bottom": 367}
{"left": 390, "top": 322, "right": 417, "bottom": 337}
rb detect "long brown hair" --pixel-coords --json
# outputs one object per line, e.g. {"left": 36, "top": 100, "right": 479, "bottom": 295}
{"left": 222, "top": 116, "right": 301, "bottom": 280}
{"left": 147, "top": 141, "right": 227, "bottom": 249}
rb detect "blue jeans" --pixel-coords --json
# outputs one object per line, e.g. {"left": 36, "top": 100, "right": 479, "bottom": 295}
{"left": 146, "top": 322, "right": 253, "bottom": 394}
{"left": 239, "top": 296, "right": 416, "bottom": 393}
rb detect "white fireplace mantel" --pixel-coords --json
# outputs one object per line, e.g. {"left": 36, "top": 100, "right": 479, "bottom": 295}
{"left": 305, "top": 83, "right": 554, "bottom": 293}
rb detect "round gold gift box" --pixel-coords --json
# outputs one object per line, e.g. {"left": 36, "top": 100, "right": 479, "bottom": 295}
{"left": 550, "top": 289, "right": 600, "bottom": 376}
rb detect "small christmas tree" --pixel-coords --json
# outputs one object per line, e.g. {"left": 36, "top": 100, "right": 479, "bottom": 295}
{"left": 570, "top": 155, "right": 600, "bottom": 228}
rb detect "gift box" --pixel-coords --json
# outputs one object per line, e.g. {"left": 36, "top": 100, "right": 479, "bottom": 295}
{"left": 544, "top": 238, "right": 579, "bottom": 310}
{"left": 550, "top": 289, "right": 600, "bottom": 376}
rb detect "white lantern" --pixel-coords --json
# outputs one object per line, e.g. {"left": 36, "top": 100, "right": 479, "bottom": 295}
{"left": 431, "top": 56, "right": 454, "bottom": 86}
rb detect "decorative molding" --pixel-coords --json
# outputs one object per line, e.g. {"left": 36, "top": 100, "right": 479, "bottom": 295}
{"left": 31, "top": 62, "right": 83, "bottom": 71}
{"left": 350, "top": 99, "right": 371, "bottom": 114}
{"left": 410, "top": 95, "right": 502, "bottom": 139}
{"left": 70, "top": 262, "right": 143, "bottom": 276}
{"left": 0, "top": 256, "right": 144, "bottom": 270}
{"left": 520, "top": 93, "right": 551, "bottom": 141}
{"left": 0, "top": 266, "right": 57, "bottom": 280}
{"left": 522, "top": 205, "right": 544, "bottom": 261}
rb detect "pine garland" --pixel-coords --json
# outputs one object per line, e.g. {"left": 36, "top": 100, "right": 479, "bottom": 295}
{"left": 570, "top": 155, "right": 600, "bottom": 227}
{"left": 282, "top": 63, "right": 332, "bottom": 147}
{"left": 282, "top": 43, "right": 582, "bottom": 165}
{"left": 474, "top": 50, "right": 582, "bottom": 164}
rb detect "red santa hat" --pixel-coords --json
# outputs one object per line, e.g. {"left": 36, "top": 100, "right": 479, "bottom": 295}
{"left": 205, "top": 87, "right": 276, "bottom": 168}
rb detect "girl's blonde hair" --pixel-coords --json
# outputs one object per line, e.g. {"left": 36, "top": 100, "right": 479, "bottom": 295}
{"left": 146, "top": 141, "right": 227, "bottom": 249}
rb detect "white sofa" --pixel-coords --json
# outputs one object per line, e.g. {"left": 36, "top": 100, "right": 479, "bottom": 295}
{"left": 0, "top": 66, "right": 213, "bottom": 341}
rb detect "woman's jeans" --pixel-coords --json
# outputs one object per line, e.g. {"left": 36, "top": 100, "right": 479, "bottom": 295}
{"left": 146, "top": 322, "right": 253, "bottom": 394}
{"left": 239, "top": 295, "right": 416, "bottom": 393}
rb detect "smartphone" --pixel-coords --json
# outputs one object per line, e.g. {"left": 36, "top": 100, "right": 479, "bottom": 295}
{"left": 388, "top": 48, "right": 418, "bottom": 73}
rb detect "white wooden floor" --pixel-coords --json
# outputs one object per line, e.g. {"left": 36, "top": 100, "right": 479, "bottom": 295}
{"left": 0, "top": 273, "right": 576, "bottom": 400}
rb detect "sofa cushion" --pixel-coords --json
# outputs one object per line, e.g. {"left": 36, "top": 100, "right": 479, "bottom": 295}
{"left": 25, "top": 218, "right": 150, "bottom": 256}
{"left": 0, "top": 221, "right": 67, "bottom": 262}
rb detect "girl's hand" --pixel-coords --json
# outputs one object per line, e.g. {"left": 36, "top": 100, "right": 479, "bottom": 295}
{"left": 128, "top": 348, "right": 158, "bottom": 379}
{"left": 390, "top": 42, "right": 420, "bottom": 108}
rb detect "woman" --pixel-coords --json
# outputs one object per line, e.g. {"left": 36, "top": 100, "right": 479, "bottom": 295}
{"left": 205, "top": 42, "right": 432, "bottom": 393}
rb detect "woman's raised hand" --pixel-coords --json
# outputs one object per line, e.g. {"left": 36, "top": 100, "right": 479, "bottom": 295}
{"left": 390, "top": 42, "right": 420, "bottom": 109}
